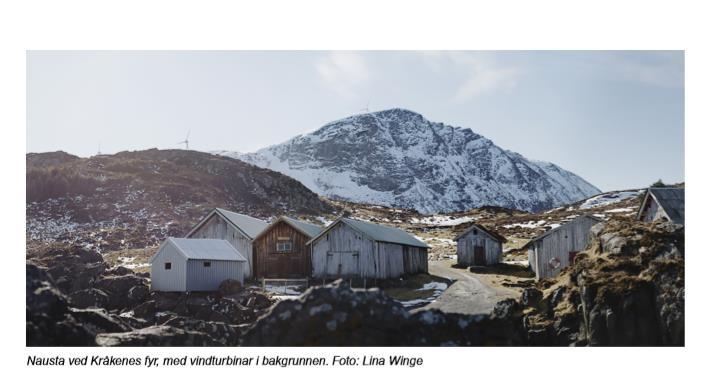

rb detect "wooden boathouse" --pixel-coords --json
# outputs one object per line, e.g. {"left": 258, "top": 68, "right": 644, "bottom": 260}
{"left": 308, "top": 217, "right": 429, "bottom": 279}
{"left": 252, "top": 216, "right": 323, "bottom": 278}
{"left": 454, "top": 224, "right": 507, "bottom": 266}
{"left": 525, "top": 215, "right": 602, "bottom": 280}
{"left": 185, "top": 208, "right": 268, "bottom": 279}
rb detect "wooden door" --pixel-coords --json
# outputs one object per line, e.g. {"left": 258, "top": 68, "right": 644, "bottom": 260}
{"left": 568, "top": 251, "right": 578, "bottom": 265}
{"left": 474, "top": 245, "right": 486, "bottom": 266}
{"left": 326, "top": 251, "right": 358, "bottom": 276}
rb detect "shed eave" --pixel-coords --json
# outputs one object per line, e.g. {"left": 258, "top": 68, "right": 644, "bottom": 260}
{"left": 185, "top": 208, "right": 253, "bottom": 240}
{"left": 306, "top": 218, "right": 377, "bottom": 245}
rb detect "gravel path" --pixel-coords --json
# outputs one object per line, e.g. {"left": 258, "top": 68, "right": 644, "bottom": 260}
{"left": 413, "top": 259, "right": 519, "bottom": 315}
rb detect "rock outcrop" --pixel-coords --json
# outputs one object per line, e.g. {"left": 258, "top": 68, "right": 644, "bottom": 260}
{"left": 26, "top": 246, "right": 277, "bottom": 346}
{"left": 520, "top": 219, "right": 684, "bottom": 346}
{"left": 242, "top": 280, "right": 525, "bottom": 346}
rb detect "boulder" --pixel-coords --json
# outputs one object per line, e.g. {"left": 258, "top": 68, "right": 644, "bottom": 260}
{"left": 96, "top": 325, "right": 220, "bottom": 346}
{"left": 104, "top": 266, "right": 133, "bottom": 276}
{"left": 30, "top": 246, "right": 108, "bottom": 294}
{"left": 218, "top": 279, "right": 243, "bottom": 296}
{"left": 128, "top": 284, "right": 150, "bottom": 303}
{"left": 68, "top": 307, "right": 132, "bottom": 334}
{"left": 94, "top": 274, "right": 150, "bottom": 310}
{"left": 242, "top": 280, "right": 525, "bottom": 346}
{"left": 94, "top": 274, "right": 149, "bottom": 295}
{"left": 131, "top": 300, "right": 157, "bottom": 320}
{"left": 69, "top": 288, "right": 109, "bottom": 309}
{"left": 241, "top": 290, "right": 274, "bottom": 310}
{"left": 521, "top": 288, "right": 543, "bottom": 308}
{"left": 161, "top": 316, "right": 242, "bottom": 345}
{"left": 26, "top": 263, "right": 97, "bottom": 346}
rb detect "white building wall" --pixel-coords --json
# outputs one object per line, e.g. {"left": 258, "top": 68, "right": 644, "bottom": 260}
{"left": 185, "top": 259, "right": 245, "bottom": 291}
{"left": 150, "top": 242, "right": 187, "bottom": 292}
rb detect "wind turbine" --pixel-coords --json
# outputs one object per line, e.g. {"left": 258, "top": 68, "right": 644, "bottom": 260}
{"left": 178, "top": 130, "right": 190, "bottom": 150}
{"left": 358, "top": 100, "right": 371, "bottom": 114}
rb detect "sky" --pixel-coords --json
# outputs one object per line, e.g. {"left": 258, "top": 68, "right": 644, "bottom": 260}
{"left": 26, "top": 51, "right": 684, "bottom": 192}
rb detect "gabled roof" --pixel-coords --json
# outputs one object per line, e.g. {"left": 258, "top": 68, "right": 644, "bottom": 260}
{"left": 254, "top": 216, "right": 324, "bottom": 240}
{"left": 307, "top": 217, "right": 429, "bottom": 248}
{"left": 454, "top": 224, "right": 507, "bottom": 243}
{"left": 150, "top": 237, "right": 247, "bottom": 263}
{"left": 186, "top": 208, "right": 269, "bottom": 240}
{"left": 636, "top": 188, "right": 685, "bottom": 225}
{"left": 522, "top": 215, "right": 603, "bottom": 249}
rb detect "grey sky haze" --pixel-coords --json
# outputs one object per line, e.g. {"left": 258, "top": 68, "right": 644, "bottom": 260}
{"left": 26, "top": 51, "right": 684, "bottom": 192}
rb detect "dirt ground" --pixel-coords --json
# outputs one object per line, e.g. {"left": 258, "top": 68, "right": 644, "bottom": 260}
{"left": 414, "top": 259, "right": 527, "bottom": 315}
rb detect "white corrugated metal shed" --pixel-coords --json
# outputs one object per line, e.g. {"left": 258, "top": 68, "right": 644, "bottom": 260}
{"left": 308, "top": 217, "right": 428, "bottom": 248}
{"left": 151, "top": 237, "right": 248, "bottom": 262}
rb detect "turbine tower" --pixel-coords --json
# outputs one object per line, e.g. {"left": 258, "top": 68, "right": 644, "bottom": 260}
{"left": 359, "top": 100, "right": 370, "bottom": 114}
{"left": 178, "top": 130, "right": 190, "bottom": 150}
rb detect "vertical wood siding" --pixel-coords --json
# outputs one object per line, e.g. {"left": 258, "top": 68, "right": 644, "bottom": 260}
{"left": 189, "top": 214, "right": 253, "bottom": 279}
{"left": 311, "top": 222, "right": 428, "bottom": 279}
{"left": 456, "top": 229, "right": 503, "bottom": 266}
{"left": 312, "top": 222, "right": 376, "bottom": 278}
{"left": 150, "top": 242, "right": 186, "bottom": 292}
{"left": 642, "top": 198, "right": 668, "bottom": 222}
{"left": 185, "top": 259, "right": 244, "bottom": 291}
{"left": 530, "top": 216, "right": 600, "bottom": 280}
{"left": 403, "top": 246, "right": 428, "bottom": 274}
{"left": 253, "top": 221, "right": 311, "bottom": 278}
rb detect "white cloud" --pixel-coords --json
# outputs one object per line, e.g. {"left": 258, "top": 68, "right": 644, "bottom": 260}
{"left": 609, "top": 51, "right": 683, "bottom": 88}
{"left": 316, "top": 51, "right": 370, "bottom": 98}
{"left": 420, "top": 51, "right": 522, "bottom": 102}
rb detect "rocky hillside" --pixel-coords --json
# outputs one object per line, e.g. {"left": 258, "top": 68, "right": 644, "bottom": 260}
{"left": 26, "top": 149, "right": 334, "bottom": 252}
{"left": 225, "top": 108, "right": 600, "bottom": 213}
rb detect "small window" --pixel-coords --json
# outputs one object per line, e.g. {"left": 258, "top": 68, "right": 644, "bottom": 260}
{"left": 164, "top": 262, "right": 172, "bottom": 270}
{"left": 203, "top": 261, "right": 211, "bottom": 267}
{"left": 276, "top": 241, "right": 293, "bottom": 252}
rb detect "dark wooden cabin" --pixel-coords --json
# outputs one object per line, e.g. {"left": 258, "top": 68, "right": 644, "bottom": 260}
{"left": 252, "top": 216, "right": 323, "bottom": 279}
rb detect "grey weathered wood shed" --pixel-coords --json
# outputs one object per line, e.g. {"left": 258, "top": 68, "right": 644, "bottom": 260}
{"left": 186, "top": 208, "right": 268, "bottom": 279}
{"left": 150, "top": 237, "right": 247, "bottom": 292}
{"left": 454, "top": 224, "right": 507, "bottom": 266}
{"left": 307, "top": 217, "right": 429, "bottom": 279}
{"left": 636, "top": 188, "right": 684, "bottom": 225}
{"left": 525, "top": 215, "right": 602, "bottom": 280}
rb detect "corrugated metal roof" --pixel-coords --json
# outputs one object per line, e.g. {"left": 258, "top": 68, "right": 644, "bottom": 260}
{"left": 281, "top": 216, "right": 324, "bottom": 237}
{"left": 522, "top": 215, "right": 602, "bottom": 249}
{"left": 215, "top": 208, "right": 269, "bottom": 239}
{"left": 339, "top": 217, "right": 429, "bottom": 248}
{"left": 454, "top": 224, "right": 507, "bottom": 243}
{"left": 641, "top": 188, "right": 685, "bottom": 224}
{"left": 168, "top": 237, "right": 248, "bottom": 262}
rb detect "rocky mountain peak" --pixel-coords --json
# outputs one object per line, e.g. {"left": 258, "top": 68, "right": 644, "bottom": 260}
{"left": 228, "top": 110, "right": 600, "bottom": 213}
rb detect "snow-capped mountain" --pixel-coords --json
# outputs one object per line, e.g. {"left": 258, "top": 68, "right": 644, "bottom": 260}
{"left": 218, "top": 108, "right": 600, "bottom": 213}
